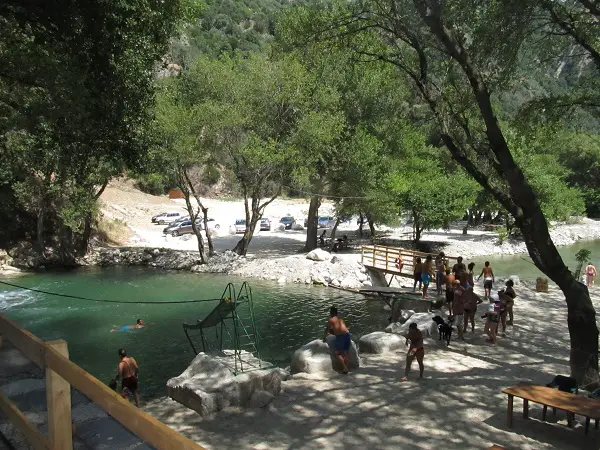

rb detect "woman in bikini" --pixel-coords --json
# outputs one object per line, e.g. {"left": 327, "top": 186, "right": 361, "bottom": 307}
{"left": 586, "top": 262, "right": 597, "bottom": 288}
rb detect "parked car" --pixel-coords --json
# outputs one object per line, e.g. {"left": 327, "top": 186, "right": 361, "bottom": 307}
{"left": 259, "top": 218, "right": 271, "bottom": 231}
{"left": 165, "top": 219, "right": 201, "bottom": 237}
{"left": 279, "top": 216, "right": 295, "bottom": 230}
{"left": 153, "top": 212, "right": 183, "bottom": 225}
{"left": 318, "top": 216, "right": 336, "bottom": 228}
{"left": 235, "top": 219, "right": 246, "bottom": 234}
{"left": 197, "top": 218, "right": 220, "bottom": 231}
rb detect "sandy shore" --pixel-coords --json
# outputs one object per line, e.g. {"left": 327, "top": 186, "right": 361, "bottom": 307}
{"left": 144, "top": 281, "right": 600, "bottom": 449}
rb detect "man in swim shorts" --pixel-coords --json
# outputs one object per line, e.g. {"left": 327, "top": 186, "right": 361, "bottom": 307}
{"left": 111, "top": 319, "right": 144, "bottom": 332}
{"left": 477, "top": 261, "right": 495, "bottom": 298}
{"left": 421, "top": 255, "right": 434, "bottom": 299}
{"left": 401, "top": 322, "right": 424, "bottom": 381}
{"left": 324, "top": 306, "right": 351, "bottom": 374}
{"left": 115, "top": 348, "right": 140, "bottom": 407}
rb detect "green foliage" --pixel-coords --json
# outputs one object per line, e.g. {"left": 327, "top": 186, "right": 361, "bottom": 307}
{"left": 575, "top": 249, "right": 592, "bottom": 280}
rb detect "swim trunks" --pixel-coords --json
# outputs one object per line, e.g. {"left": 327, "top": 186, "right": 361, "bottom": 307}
{"left": 122, "top": 376, "right": 138, "bottom": 392}
{"left": 446, "top": 289, "right": 454, "bottom": 303}
{"left": 484, "top": 278, "right": 493, "bottom": 290}
{"left": 335, "top": 333, "right": 351, "bottom": 353}
{"left": 421, "top": 273, "right": 431, "bottom": 285}
{"left": 119, "top": 325, "right": 130, "bottom": 332}
{"left": 414, "top": 272, "right": 422, "bottom": 282}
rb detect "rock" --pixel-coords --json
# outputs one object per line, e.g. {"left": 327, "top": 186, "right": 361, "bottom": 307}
{"left": 277, "top": 276, "right": 287, "bottom": 284}
{"left": 359, "top": 266, "right": 368, "bottom": 274}
{"left": 330, "top": 256, "right": 341, "bottom": 264}
{"left": 385, "top": 312, "right": 439, "bottom": 337}
{"left": 359, "top": 332, "right": 404, "bottom": 354}
{"left": 248, "top": 390, "right": 274, "bottom": 408}
{"left": 313, "top": 275, "right": 327, "bottom": 286}
{"left": 276, "top": 224, "right": 285, "bottom": 231}
{"left": 290, "top": 337, "right": 360, "bottom": 374}
{"left": 167, "top": 351, "right": 288, "bottom": 416}
{"left": 292, "top": 223, "right": 304, "bottom": 231}
{"left": 153, "top": 248, "right": 160, "bottom": 256}
{"left": 361, "top": 280, "right": 372, "bottom": 287}
{"left": 306, "top": 249, "right": 331, "bottom": 261}
{"left": 508, "top": 275, "right": 520, "bottom": 285}
{"left": 536, "top": 277, "right": 549, "bottom": 293}
{"left": 340, "top": 276, "right": 358, "bottom": 289}
{"left": 304, "top": 278, "right": 312, "bottom": 284}
{"left": 356, "top": 271, "right": 368, "bottom": 283}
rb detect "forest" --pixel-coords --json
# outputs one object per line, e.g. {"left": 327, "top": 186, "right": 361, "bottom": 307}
{"left": 0, "top": 1, "right": 599, "bottom": 381}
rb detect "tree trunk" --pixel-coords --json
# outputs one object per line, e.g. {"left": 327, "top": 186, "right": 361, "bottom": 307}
{"left": 330, "top": 217, "right": 341, "bottom": 241}
{"left": 415, "top": 226, "right": 423, "bottom": 245}
{"left": 358, "top": 213, "right": 364, "bottom": 237}
{"left": 180, "top": 181, "right": 205, "bottom": 264}
{"left": 79, "top": 214, "right": 92, "bottom": 256}
{"left": 233, "top": 196, "right": 260, "bottom": 256}
{"left": 304, "top": 194, "right": 321, "bottom": 252}
{"left": 366, "top": 214, "right": 375, "bottom": 238}
{"left": 36, "top": 204, "right": 45, "bottom": 254}
{"left": 182, "top": 169, "right": 214, "bottom": 257}
{"left": 57, "top": 224, "right": 76, "bottom": 267}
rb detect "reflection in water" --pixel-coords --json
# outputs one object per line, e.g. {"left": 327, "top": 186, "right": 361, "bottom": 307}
{"left": 0, "top": 267, "right": 387, "bottom": 399}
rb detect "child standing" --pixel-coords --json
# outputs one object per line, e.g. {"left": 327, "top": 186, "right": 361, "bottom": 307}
{"left": 413, "top": 257, "right": 423, "bottom": 292}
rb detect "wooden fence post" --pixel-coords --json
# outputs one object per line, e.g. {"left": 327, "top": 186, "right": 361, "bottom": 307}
{"left": 46, "top": 340, "right": 72, "bottom": 450}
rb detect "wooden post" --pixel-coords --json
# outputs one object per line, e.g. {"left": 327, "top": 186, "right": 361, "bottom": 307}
{"left": 385, "top": 247, "right": 389, "bottom": 272}
{"left": 507, "top": 395, "right": 513, "bottom": 428}
{"left": 372, "top": 246, "right": 376, "bottom": 268}
{"left": 46, "top": 340, "right": 72, "bottom": 450}
{"left": 523, "top": 399, "right": 528, "bottom": 419}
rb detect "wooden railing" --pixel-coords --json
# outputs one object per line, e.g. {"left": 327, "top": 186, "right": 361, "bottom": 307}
{"left": 0, "top": 313, "right": 204, "bottom": 450}
{"left": 361, "top": 245, "right": 458, "bottom": 276}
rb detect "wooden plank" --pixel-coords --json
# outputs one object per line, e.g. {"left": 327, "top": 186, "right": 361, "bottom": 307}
{"left": 0, "top": 391, "right": 49, "bottom": 449}
{"left": 0, "top": 314, "right": 45, "bottom": 367}
{"left": 502, "top": 385, "right": 600, "bottom": 419}
{"left": 44, "top": 347, "right": 204, "bottom": 450}
{"left": 45, "top": 340, "right": 72, "bottom": 450}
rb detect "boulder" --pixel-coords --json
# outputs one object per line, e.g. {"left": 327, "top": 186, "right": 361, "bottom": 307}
{"left": 167, "top": 351, "right": 288, "bottom": 416}
{"left": 277, "top": 276, "right": 287, "bottom": 284}
{"left": 358, "top": 332, "right": 404, "bottom": 354}
{"left": 536, "top": 277, "right": 549, "bottom": 293}
{"left": 385, "top": 311, "right": 439, "bottom": 337}
{"left": 276, "top": 224, "right": 285, "bottom": 231}
{"left": 292, "top": 223, "right": 304, "bottom": 231}
{"left": 290, "top": 337, "right": 360, "bottom": 374}
{"left": 340, "top": 276, "right": 358, "bottom": 290}
{"left": 306, "top": 249, "right": 331, "bottom": 261}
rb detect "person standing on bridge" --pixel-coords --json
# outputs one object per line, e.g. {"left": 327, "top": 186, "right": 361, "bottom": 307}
{"left": 116, "top": 348, "right": 140, "bottom": 407}
{"left": 435, "top": 252, "right": 445, "bottom": 296}
{"left": 413, "top": 257, "right": 423, "bottom": 292}
{"left": 421, "top": 255, "right": 434, "bottom": 299}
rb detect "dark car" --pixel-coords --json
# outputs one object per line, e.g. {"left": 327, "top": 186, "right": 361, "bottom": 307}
{"left": 164, "top": 219, "right": 200, "bottom": 236}
{"left": 259, "top": 218, "right": 271, "bottom": 231}
{"left": 279, "top": 216, "right": 295, "bottom": 230}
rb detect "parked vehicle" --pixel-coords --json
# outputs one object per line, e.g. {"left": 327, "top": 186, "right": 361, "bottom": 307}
{"left": 279, "top": 216, "right": 295, "bottom": 230}
{"left": 165, "top": 219, "right": 202, "bottom": 237}
{"left": 318, "top": 216, "right": 336, "bottom": 228}
{"left": 235, "top": 219, "right": 246, "bottom": 234}
{"left": 197, "top": 218, "right": 220, "bottom": 231}
{"left": 153, "top": 212, "right": 183, "bottom": 225}
{"left": 259, "top": 218, "right": 271, "bottom": 231}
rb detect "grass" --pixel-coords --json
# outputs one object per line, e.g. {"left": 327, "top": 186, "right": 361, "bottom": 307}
{"left": 95, "top": 216, "right": 133, "bottom": 245}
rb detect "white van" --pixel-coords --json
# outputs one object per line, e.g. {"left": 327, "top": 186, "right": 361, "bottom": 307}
{"left": 152, "top": 212, "right": 183, "bottom": 225}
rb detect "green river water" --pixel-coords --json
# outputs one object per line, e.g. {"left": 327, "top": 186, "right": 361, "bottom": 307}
{"left": 0, "top": 267, "right": 386, "bottom": 400}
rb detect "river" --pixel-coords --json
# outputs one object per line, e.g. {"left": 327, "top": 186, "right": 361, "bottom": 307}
{"left": 477, "top": 239, "right": 600, "bottom": 281}
{"left": 0, "top": 267, "right": 386, "bottom": 400}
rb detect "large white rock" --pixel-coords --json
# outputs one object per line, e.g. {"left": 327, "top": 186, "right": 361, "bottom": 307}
{"left": 306, "top": 249, "right": 332, "bottom": 261}
{"left": 167, "top": 351, "right": 288, "bottom": 416}
{"left": 292, "top": 223, "right": 304, "bottom": 231}
{"left": 290, "top": 336, "right": 360, "bottom": 374}
{"left": 385, "top": 312, "right": 439, "bottom": 337}
{"left": 359, "top": 332, "right": 404, "bottom": 354}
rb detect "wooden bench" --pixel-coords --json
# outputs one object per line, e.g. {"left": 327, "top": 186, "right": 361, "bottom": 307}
{"left": 503, "top": 385, "right": 600, "bottom": 434}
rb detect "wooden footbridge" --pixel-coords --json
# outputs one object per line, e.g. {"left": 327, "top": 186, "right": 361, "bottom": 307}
{"left": 360, "top": 245, "right": 458, "bottom": 281}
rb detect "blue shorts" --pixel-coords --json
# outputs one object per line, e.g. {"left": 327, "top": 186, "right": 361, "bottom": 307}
{"left": 421, "top": 273, "right": 431, "bottom": 285}
{"left": 335, "top": 333, "right": 351, "bottom": 352}
{"left": 119, "top": 325, "right": 130, "bottom": 332}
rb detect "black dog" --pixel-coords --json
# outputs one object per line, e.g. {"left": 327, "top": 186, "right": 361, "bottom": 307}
{"left": 432, "top": 315, "right": 453, "bottom": 346}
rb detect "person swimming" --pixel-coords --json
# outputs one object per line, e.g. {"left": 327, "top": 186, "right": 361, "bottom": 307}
{"left": 111, "top": 319, "right": 144, "bottom": 332}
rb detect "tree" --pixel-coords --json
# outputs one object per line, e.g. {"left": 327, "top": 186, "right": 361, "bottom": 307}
{"left": 281, "top": 0, "right": 599, "bottom": 383}
{"left": 390, "top": 157, "right": 478, "bottom": 245}
{"left": 0, "top": 0, "right": 192, "bottom": 262}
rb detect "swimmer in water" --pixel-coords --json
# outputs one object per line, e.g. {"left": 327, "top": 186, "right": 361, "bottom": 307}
{"left": 111, "top": 319, "right": 144, "bottom": 332}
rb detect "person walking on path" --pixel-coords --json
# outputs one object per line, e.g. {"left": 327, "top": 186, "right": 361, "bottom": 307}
{"left": 324, "top": 306, "right": 351, "bottom": 374}
{"left": 401, "top": 322, "right": 424, "bottom": 381}
{"left": 586, "top": 262, "right": 597, "bottom": 287}
{"left": 477, "top": 261, "right": 495, "bottom": 298}
{"left": 115, "top": 348, "right": 140, "bottom": 407}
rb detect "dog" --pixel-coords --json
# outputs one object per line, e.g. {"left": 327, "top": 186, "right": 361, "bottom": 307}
{"left": 432, "top": 315, "right": 453, "bottom": 345}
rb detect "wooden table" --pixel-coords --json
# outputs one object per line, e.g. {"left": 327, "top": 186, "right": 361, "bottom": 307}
{"left": 503, "top": 385, "right": 600, "bottom": 434}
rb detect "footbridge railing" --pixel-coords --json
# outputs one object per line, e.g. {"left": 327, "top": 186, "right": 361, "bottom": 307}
{"left": 360, "top": 245, "right": 458, "bottom": 277}
{"left": 0, "top": 313, "right": 204, "bottom": 450}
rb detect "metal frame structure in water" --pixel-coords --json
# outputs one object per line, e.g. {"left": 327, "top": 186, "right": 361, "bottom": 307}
{"left": 182, "top": 282, "right": 273, "bottom": 375}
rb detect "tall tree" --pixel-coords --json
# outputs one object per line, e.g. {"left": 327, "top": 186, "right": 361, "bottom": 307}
{"left": 281, "top": 0, "right": 599, "bottom": 383}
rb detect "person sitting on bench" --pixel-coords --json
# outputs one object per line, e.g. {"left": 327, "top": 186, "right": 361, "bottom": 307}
{"left": 332, "top": 235, "right": 348, "bottom": 252}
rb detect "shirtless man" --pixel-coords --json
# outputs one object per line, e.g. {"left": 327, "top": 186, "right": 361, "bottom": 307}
{"left": 499, "top": 279, "right": 517, "bottom": 326}
{"left": 401, "top": 323, "right": 424, "bottom": 381}
{"left": 477, "top": 261, "right": 495, "bottom": 298}
{"left": 452, "top": 256, "right": 466, "bottom": 277}
{"left": 111, "top": 319, "right": 144, "bottom": 332}
{"left": 452, "top": 280, "right": 465, "bottom": 340}
{"left": 324, "top": 306, "right": 351, "bottom": 374}
{"left": 421, "top": 255, "right": 435, "bottom": 299}
{"left": 586, "top": 262, "right": 597, "bottom": 288}
{"left": 444, "top": 269, "right": 455, "bottom": 314}
{"left": 435, "top": 252, "right": 446, "bottom": 295}
{"left": 116, "top": 349, "right": 140, "bottom": 407}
